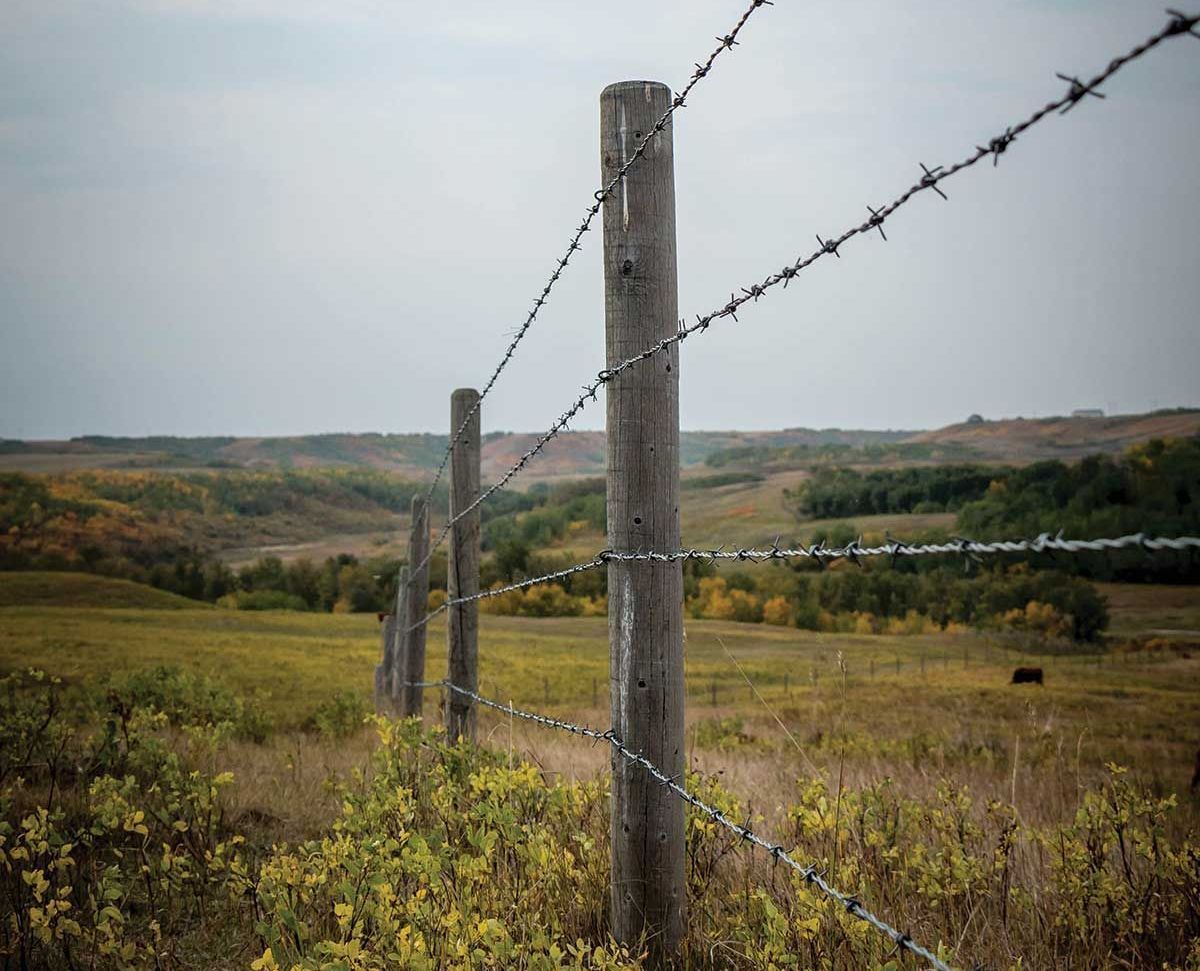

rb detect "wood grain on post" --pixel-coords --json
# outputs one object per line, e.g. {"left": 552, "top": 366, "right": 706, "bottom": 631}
{"left": 446, "top": 388, "right": 480, "bottom": 743}
{"left": 388, "top": 566, "right": 408, "bottom": 710}
{"left": 600, "top": 79, "right": 685, "bottom": 962}
{"left": 402, "top": 497, "right": 431, "bottom": 718}
{"left": 376, "top": 611, "right": 397, "bottom": 714}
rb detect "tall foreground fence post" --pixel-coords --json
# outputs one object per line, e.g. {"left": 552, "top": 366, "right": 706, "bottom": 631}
{"left": 402, "top": 497, "right": 431, "bottom": 718}
{"left": 600, "top": 79, "right": 685, "bottom": 963}
{"left": 446, "top": 388, "right": 481, "bottom": 742}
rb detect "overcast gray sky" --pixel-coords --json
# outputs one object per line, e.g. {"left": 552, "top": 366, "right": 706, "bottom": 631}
{"left": 2, "top": 0, "right": 1197, "bottom": 440}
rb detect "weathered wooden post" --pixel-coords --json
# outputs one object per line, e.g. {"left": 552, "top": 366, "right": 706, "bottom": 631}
{"left": 388, "top": 565, "right": 408, "bottom": 710}
{"left": 446, "top": 388, "right": 480, "bottom": 742}
{"left": 401, "top": 497, "right": 431, "bottom": 718}
{"left": 601, "top": 79, "right": 684, "bottom": 963}
{"left": 375, "top": 610, "right": 397, "bottom": 714}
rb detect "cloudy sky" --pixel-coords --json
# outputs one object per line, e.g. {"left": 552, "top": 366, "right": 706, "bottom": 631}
{"left": 2, "top": 0, "right": 1197, "bottom": 439}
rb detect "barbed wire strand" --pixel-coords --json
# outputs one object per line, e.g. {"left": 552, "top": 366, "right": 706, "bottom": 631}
{"left": 605, "top": 531, "right": 1200, "bottom": 564}
{"left": 401, "top": 532, "right": 1200, "bottom": 631}
{"left": 409, "top": 9, "right": 1200, "bottom": 576}
{"left": 406, "top": 678, "right": 956, "bottom": 971}
{"left": 403, "top": 554, "right": 606, "bottom": 633}
{"left": 416, "top": 0, "right": 774, "bottom": 514}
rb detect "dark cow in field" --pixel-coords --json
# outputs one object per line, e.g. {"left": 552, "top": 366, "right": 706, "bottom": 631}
{"left": 1010, "top": 666, "right": 1044, "bottom": 685}
{"left": 376, "top": 612, "right": 392, "bottom": 624}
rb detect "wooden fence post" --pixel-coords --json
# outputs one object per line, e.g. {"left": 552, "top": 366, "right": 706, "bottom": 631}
{"left": 446, "top": 388, "right": 480, "bottom": 743}
{"left": 388, "top": 566, "right": 408, "bottom": 711}
{"left": 401, "top": 497, "right": 431, "bottom": 718}
{"left": 375, "top": 609, "right": 397, "bottom": 714}
{"left": 601, "top": 79, "right": 684, "bottom": 963}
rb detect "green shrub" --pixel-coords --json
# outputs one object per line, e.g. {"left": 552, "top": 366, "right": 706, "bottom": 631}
{"left": 114, "top": 665, "right": 272, "bottom": 742}
{"left": 218, "top": 588, "right": 309, "bottom": 611}
{"left": 305, "top": 690, "right": 368, "bottom": 739}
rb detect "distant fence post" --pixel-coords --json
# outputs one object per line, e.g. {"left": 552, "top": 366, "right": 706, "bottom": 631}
{"left": 388, "top": 565, "right": 408, "bottom": 711}
{"left": 401, "top": 497, "right": 431, "bottom": 718}
{"left": 601, "top": 79, "right": 684, "bottom": 964}
{"left": 446, "top": 388, "right": 481, "bottom": 742}
{"left": 375, "top": 605, "right": 398, "bottom": 715}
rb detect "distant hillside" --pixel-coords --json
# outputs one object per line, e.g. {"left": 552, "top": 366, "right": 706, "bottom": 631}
{"left": 0, "top": 427, "right": 914, "bottom": 479}
{"left": 0, "top": 408, "right": 1194, "bottom": 477}
{"left": 909, "top": 409, "right": 1200, "bottom": 460}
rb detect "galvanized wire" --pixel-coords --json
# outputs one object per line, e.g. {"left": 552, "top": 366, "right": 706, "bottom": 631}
{"left": 603, "top": 531, "right": 1200, "bottom": 566}
{"left": 411, "top": 9, "right": 1199, "bottom": 557}
{"left": 412, "top": 678, "right": 956, "bottom": 971}
{"left": 416, "top": 0, "right": 774, "bottom": 513}
{"left": 401, "top": 532, "right": 1199, "bottom": 632}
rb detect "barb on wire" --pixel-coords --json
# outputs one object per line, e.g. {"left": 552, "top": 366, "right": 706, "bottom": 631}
{"left": 413, "top": 678, "right": 955, "bottom": 971}
{"left": 415, "top": 0, "right": 773, "bottom": 515}
{"left": 418, "top": 9, "right": 1199, "bottom": 535}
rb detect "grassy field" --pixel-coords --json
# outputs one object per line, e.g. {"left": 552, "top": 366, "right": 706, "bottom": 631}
{"left": 3, "top": 576, "right": 1197, "bottom": 804}
{"left": 3, "top": 572, "right": 1199, "bottom": 968}
{"left": 0, "top": 570, "right": 208, "bottom": 609}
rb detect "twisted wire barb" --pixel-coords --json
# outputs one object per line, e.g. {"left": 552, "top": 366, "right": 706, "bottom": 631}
{"left": 401, "top": 532, "right": 1200, "bottom": 631}
{"left": 409, "top": 8, "right": 1198, "bottom": 561}
{"left": 410, "top": 678, "right": 955, "bottom": 971}
{"left": 416, "top": 0, "right": 773, "bottom": 513}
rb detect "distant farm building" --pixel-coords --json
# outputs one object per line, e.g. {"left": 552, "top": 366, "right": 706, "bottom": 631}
{"left": 1072, "top": 408, "right": 1105, "bottom": 418}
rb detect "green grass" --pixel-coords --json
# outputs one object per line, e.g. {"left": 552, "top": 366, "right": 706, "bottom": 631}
{"left": 0, "top": 571, "right": 206, "bottom": 609}
{"left": 2, "top": 588, "right": 1197, "bottom": 782}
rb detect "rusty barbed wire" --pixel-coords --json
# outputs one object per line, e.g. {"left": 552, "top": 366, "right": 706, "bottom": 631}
{"left": 400, "top": 532, "right": 1200, "bottom": 632}
{"left": 408, "top": 9, "right": 1198, "bottom": 556}
{"left": 415, "top": 0, "right": 774, "bottom": 515}
{"left": 409, "top": 678, "right": 955, "bottom": 971}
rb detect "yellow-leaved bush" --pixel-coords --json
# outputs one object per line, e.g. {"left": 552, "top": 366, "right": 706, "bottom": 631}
{"left": 3, "top": 667, "right": 1199, "bottom": 970}
{"left": 250, "top": 716, "right": 635, "bottom": 970}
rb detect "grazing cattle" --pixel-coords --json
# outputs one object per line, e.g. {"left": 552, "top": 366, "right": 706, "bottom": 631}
{"left": 1192, "top": 748, "right": 1200, "bottom": 793}
{"left": 1010, "top": 666, "right": 1044, "bottom": 685}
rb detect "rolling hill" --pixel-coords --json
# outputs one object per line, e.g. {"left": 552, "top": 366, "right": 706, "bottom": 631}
{"left": 2, "top": 408, "right": 1194, "bottom": 478}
